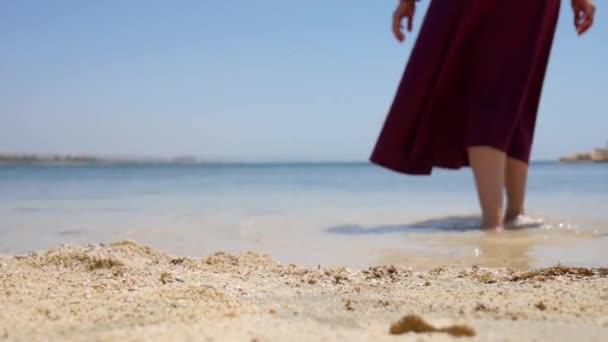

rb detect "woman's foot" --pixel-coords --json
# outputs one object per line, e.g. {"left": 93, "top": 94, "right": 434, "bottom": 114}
{"left": 482, "top": 224, "right": 505, "bottom": 232}
{"left": 504, "top": 214, "right": 544, "bottom": 229}
{"left": 481, "top": 211, "right": 504, "bottom": 231}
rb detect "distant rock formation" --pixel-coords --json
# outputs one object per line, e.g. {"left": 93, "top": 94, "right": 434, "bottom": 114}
{"left": 0, "top": 153, "right": 205, "bottom": 165}
{"left": 0, "top": 153, "right": 99, "bottom": 164}
{"left": 560, "top": 148, "right": 608, "bottom": 163}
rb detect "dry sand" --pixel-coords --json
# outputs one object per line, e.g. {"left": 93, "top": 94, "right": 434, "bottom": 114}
{"left": 1, "top": 240, "right": 608, "bottom": 341}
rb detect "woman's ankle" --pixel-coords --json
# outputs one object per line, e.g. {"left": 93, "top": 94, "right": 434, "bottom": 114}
{"left": 505, "top": 208, "right": 524, "bottom": 221}
{"left": 481, "top": 211, "right": 504, "bottom": 229}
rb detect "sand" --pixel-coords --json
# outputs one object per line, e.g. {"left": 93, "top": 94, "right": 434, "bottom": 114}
{"left": 1, "top": 241, "right": 608, "bottom": 341}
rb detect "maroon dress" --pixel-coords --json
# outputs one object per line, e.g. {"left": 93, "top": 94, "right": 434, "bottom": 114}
{"left": 370, "top": 0, "right": 561, "bottom": 175}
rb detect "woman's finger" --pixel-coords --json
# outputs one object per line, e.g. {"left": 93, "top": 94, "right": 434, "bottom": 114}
{"left": 392, "top": 14, "right": 405, "bottom": 41}
{"left": 574, "top": 3, "right": 596, "bottom": 35}
{"left": 407, "top": 14, "right": 414, "bottom": 32}
{"left": 393, "top": 26, "right": 404, "bottom": 41}
{"left": 578, "top": 15, "right": 593, "bottom": 34}
{"left": 574, "top": 8, "right": 582, "bottom": 29}
{"left": 392, "top": 24, "right": 404, "bottom": 41}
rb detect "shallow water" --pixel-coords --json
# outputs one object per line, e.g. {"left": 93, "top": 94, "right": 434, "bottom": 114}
{"left": 0, "top": 162, "right": 606, "bottom": 269}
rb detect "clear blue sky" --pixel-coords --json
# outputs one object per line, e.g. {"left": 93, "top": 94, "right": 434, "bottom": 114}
{"left": 1, "top": 0, "right": 606, "bottom": 161}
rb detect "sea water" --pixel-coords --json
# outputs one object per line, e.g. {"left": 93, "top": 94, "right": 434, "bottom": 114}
{"left": 0, "top": 162, "right": 606, "bottom": 269}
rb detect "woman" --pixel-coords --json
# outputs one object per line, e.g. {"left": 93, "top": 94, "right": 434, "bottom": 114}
{"left": 370, "top": 0, "right": 596, "bottom": 230}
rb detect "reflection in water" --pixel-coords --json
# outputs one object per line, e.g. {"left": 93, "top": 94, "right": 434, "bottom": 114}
{"left": 371, "top": 230, "right": 540, "bottom": 270}
{"left": 469, "top": 231, "right": 537, "bottom": 269}
{"left": 326, "top": 215, "right": 568, "bottom": 270}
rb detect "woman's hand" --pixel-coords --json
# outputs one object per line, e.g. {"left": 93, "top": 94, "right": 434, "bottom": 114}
{"left": 392, "top": 0, "right": 416, "bottom": 42}
{"left": 572, "top": 0, "right": 596, "bottom": 35}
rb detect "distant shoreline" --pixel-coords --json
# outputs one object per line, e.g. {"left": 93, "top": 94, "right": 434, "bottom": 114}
{"left": 0, "top": 153, "right": 206, "bottom": 166}
{"left": 0, "top": 153, "right": 369, "bottom": 166}
{"left": 0, "top": 156, "right": 577, "bottom": 167}
{"left": 3, "top": 152, "right": 607, "bottom": 166}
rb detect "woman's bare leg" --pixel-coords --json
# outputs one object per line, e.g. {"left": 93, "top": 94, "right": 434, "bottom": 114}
{"left": 468, "top": 146, "right": 507, "bottom": 230}
{"left": 504, "top": 157, "right": 528, "bottom": 221}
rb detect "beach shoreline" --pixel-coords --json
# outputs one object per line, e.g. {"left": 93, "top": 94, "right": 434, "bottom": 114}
{"left": 1, "top": 241, "right": 607, "bottom": 341}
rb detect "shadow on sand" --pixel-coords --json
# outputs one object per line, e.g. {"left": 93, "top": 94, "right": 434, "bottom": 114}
{"left": 325, "top": 215, "right": 483, "bottom": 235}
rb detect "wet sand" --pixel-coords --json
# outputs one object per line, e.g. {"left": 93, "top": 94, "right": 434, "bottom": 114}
{"left": 1, "top": 241, "right": 608, "bottom": 341}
